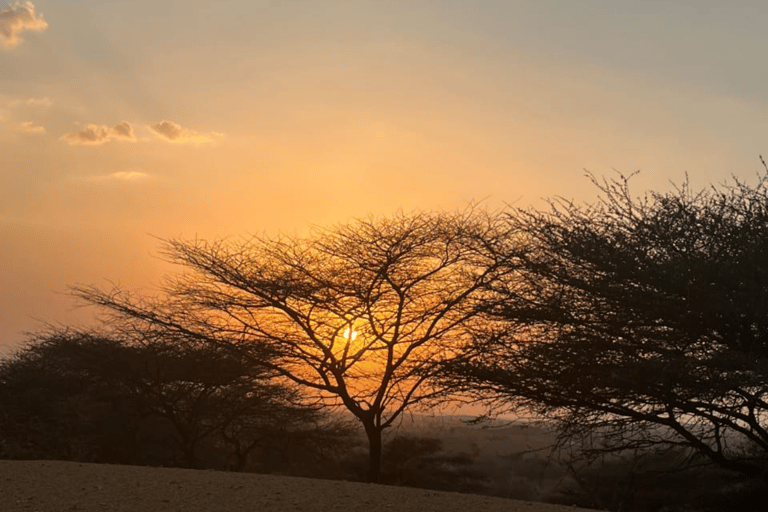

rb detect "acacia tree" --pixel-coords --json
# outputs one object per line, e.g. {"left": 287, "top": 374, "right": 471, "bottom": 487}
{"left": 0, "top": 332, "right": 142, "bottom": 461}
{"left": 443, "top": 169, "right": 768, "bottom": 479}
{"left": 117, "top": 331, "right": 322, "bottom": 470}
{"left": 73, "top": 209, "right": 510, "bottom": 482}
{"left": 0, "top": 329, "right": 322, "bottom": 469}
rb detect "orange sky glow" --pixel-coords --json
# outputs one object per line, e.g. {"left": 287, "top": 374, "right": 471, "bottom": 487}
{"left": 2, "top": 0, "right": 768, "bottom": 354}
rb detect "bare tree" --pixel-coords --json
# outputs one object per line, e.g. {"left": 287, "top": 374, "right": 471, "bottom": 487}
{"left": 73, "top": 209, "right": 510, "bottom": 482}
{"left": 443, "top": 168, "right": 768, "bottom": 480}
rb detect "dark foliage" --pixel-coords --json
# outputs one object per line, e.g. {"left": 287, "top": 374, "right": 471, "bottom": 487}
{"left": 0, "top": 329, "right": 333, "bottom": 470}
{"left": 444, "top": 168, "right": 768, "bottom": 480}
{"left": 552, "top": 446, "right": 768, "bottom": 512}
{"left": 0, "top": 332, "right": 143, "bottom": 462}
{"left": 380, "top": 434, "right": 485, "bottom": 492}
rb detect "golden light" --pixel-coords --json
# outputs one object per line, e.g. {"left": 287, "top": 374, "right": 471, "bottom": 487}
{"left": 343, "top": 327, "right": 358, "bottom": 341}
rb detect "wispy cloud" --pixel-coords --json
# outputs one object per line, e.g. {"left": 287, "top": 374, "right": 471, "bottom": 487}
{"left": 110, "top": 171, "right": 149, "bottom": 181}
{"left": 100, "top": 171, "right": 149, "bottom": 182}
{"left": 150, "top": 120, "right": 216, "bottom": 144}
{"left": 9, "top": 97, "right": 51, "bottom": 109}
{"left": 77, "top": 170, "right": 152, "bottom": 183}
{"left": 60, "top": 121, "right": 136, "bottom": 146}
{"left": 0, "top": 2, "right": 48, "bottom": 49}
{"left": 19, "top": 120, "right": 44, "bottom": 133}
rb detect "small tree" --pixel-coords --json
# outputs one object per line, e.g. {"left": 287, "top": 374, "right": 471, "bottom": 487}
{"left": 444, "top": 168, "right": 768, "bottom": 480}
{"left": 73, "top": 209, "right": 509, "bottom": 482}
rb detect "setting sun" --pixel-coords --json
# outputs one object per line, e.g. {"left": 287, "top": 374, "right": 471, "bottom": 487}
{"left": 342, "top": 327, "right": 358, "bottom": 341}
{"left": 3, "top": 1, "right": 767, "bottom": 356}
{"left": 3, "top": 2, "right": 768, "bottom": 504}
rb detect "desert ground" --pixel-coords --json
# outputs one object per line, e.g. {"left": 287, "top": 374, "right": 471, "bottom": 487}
{"left": 0, "top": 460, "right": 599, "bottom": 512}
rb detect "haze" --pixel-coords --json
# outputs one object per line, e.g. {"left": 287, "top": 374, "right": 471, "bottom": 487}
{"left": 2, "top": 0, "right": 767, "bottom": 354}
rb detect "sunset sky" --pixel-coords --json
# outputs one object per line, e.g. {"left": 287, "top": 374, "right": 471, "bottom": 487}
{"left": 2, "top": 0, "right": 768, "bottom": 354}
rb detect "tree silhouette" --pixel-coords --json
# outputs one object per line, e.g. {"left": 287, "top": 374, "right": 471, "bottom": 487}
{"left": 444, "top": 168, "right": 768, "bottom": 479}
{"left": 116, "top": 331, "right": 321, "bottom": 469}
{"left": 0, "top": 329, "right": 324, "bottom": 469}
{"left": 73, "top": 209, "right": 510, "bottom": 482}
{"left": 0, "top": 332, "right": 140, "bottom": 462}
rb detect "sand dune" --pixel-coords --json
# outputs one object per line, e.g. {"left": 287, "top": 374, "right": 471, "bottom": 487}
{"left": 0, "top": 460, "right": 597, "bottom": 512}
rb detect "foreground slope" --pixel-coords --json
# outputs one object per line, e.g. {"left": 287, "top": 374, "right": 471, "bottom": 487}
{"left": 0, "top": 460, "right": 596, "bottom": 512}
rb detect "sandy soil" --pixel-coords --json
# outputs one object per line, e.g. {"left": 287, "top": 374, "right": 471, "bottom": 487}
{"left": 0, "top": 460, "right": 598, "bottom": 512}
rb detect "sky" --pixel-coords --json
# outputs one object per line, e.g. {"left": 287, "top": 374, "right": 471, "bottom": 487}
{"left": 2, "top": 0, "right": 768, "bottom": 354}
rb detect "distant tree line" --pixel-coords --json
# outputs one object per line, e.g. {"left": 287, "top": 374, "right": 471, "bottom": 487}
{"left": 2, "top": 163, "right": 767, "bottom": 497}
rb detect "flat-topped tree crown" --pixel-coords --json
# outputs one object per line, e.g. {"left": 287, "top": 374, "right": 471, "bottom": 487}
{"left": 73, "top": 207, "right": 513, "bottom": 482}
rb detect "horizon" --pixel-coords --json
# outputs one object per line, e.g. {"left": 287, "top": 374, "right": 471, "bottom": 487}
{"left": 3, "top": 0, "right": 768, "bottom": 353}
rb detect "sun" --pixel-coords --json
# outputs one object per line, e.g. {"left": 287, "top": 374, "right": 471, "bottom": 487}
{"left": 331, "top": 321, "right": 381, "bottom": 376}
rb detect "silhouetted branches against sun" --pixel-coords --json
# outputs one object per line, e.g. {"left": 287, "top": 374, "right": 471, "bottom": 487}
{"left": 72, "top": 206, "right": 519, "bottom": 482}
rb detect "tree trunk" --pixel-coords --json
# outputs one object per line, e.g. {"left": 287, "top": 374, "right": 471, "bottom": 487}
{"left": 182, "top": 441, "right": 199, "bottom": 469}
{"left": 363, "top": 421, "right": 383, "bottom": 483}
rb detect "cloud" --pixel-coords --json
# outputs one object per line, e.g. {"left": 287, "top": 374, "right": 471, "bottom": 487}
{"left": 103, "top": 171, "right": 149, "bottom": 181}
{"left": 60, "top": 121, "right": 136, "bottom": 146}
{"left": 9, "top": 97, "right": 51, "bottom": 109}
{"left": 111, "top": 121, "right": 133, "bottom": 139}
{"left": 0, "top": 2, "right": 48, "bottom": 48}
{"left": 19, "top": 120, "right": 44, "bottom": 133}
{"left": 80, "top": 170, "right": 152, "bottom": 183}
{"left": 150, "top": 120, "right": 215, "bottom": 144}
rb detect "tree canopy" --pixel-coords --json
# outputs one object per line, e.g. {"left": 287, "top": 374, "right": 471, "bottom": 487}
{"left": 443, "top": 169, "right": 768, "bottom": 479}
{"left": 73, "top": 208, "right": 511, "bottom": 482}
{"left": 0, "top": 329, "right": 328, "bottom": 470}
